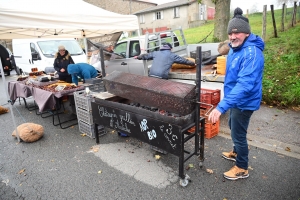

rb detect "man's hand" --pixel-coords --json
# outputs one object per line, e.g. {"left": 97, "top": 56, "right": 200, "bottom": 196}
{"left": 133, "top": 56, "right": 138, "bottom": 59}
{"left": 208, "top": 108, "right": 221, "bottom": 124}
{"left": 60, "top": 68, "right": 65, "bottom": 72}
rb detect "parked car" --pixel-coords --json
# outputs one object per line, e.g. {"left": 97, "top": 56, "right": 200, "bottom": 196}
{"left": 0, "top": 44, "right": 12, "bottom": 76}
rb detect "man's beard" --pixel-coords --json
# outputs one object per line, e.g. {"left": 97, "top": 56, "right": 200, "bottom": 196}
{"left": 231, "top": 40, "right": 240, "bottom": 47}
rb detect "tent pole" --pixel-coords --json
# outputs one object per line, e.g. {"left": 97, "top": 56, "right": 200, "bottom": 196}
{"left": 84, "top": 37, "right": 88, "bottom": 63}
{"left": 0, "top": 58, "right": 20, "bottom": 142}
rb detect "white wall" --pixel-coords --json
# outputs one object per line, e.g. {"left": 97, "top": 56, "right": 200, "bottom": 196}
{"left": 138, "top": 5, "right": 190, "bottom": 32}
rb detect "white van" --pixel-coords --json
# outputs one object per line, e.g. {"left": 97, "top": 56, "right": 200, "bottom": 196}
{"left": 12, "top": 38, "right": 86, "bottom": 73}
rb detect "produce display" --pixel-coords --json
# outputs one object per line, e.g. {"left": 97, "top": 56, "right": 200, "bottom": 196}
{"left": 24, "top": 79, "right": 80, "bottom": 92}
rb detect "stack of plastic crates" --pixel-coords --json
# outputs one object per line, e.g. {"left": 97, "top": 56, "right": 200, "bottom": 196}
{"left": 188, "top": 88, "right": 221, "bottom": 139}
{"left": 74, "top": 90, "right": 106, "bottom": 139}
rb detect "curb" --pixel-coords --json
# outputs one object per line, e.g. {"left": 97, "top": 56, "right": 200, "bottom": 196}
{"left": 218, "top": 132, "right": 300, "bottom": 160}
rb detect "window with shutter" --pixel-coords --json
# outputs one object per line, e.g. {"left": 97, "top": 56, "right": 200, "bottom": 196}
{"left": 155, "top": 11, "right": 163, "bottom": 20}
{"left": 174, "top": 7, "right": 180, "bottom": 18}
{"left": 140, "top": 15, "right": 145, "bottom": 23}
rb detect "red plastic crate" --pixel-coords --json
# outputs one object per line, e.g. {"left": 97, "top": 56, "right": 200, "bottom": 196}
{"left": 187, "top": 120, "right": 220, "bottom": 139}
{"left": 200, "top": 88, "right": 221, "bottom": 108}
{"left": 204, "top": 120, "right": 220, "bottom": 139}
{"left": 187, "top": 106, "right": 220, "bottom": 139}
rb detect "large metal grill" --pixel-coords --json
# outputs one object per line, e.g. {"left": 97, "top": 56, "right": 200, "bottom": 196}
{"left": 103, "top": 71, "right": 196, "bottom": 116}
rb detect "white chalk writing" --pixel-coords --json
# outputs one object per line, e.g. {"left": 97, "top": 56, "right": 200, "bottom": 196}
{"left": 164, "top": 133, "right": 177, "bottom": 149}
{"left": 115, "top": 120, "right": 131, "bottom": 133}
{"left": 147, "top": 129, "right": 156, "bottom": 140}
{"left": 166, "top": 124, "right": 172, "bottom": 135}
{"left": 139, "top": 119, "right": 148, "bottom": 132}
{"left": 159, "top": 125, "right": 164, "bottom": 132}
{"left": 98, "top": 106, "right": 117, "bottom": 118}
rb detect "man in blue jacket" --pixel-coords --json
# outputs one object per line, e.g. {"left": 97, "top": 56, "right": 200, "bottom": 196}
{"left": 67, "top": 63, "right": 98, "bottom": 85}
{"left": 135, "top": 43, "right": 195, "bottom": 79}
{"left": 208, "top": 7, "right": 265, "bottom": 180}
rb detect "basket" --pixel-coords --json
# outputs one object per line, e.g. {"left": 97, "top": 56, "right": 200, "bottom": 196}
{"left": 200, "top": 88, "right": 221, "bottom": 108}
{"left": 77, "top": 107, "right": 93, "bottom": 125}
{"left": 78, "top": 120, "right": 106, "bottom": 139}
{"left": 74, "top": 91, "right": 92, "bottom": 111}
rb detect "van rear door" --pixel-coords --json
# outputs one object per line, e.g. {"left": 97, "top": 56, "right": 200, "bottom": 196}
{"left": 12, "top": 40, "right": 33, "bottom": 73}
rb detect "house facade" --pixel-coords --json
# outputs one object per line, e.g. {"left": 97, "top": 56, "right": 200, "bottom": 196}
{"left": 134, "top": 0, "right": 215, "bottom": 34}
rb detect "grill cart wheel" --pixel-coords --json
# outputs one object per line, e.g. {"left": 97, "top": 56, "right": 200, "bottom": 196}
{"left": 179, "top": 174, "right": 190, "bottom": 187}
{"left": 199, "top": 161, "right": 203, "bottom": 168}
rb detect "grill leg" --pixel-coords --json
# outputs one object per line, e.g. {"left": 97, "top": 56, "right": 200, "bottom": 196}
{"left": 199, "top": 117, "right": 205, "bottom": 165}
{"left": 179, "top": 130, "right": 185, "bottom": 179}
{"left": 95, "top": 123, "right": 99, "bottom": 144}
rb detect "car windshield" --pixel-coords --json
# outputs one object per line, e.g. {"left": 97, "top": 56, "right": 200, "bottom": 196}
{"left": 37, "top": 40, "right": 84, "bottom": 58}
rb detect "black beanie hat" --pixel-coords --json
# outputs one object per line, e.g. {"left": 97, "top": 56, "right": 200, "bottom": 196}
{"left": 160, "top": 42, "right": 172, "bottom": 50}
{"left": 227, "top": 7, "right": 251, "bottom": 34}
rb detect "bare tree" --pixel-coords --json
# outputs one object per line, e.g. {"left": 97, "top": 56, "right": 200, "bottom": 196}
{"left": 250, "top": 5, "right": 259, "bottom": 14}
{"left": 276, "top": 0, "right": 297, "bottom": 6}
{"left": 213, "top": 0, "right": 231, "bottom": 42}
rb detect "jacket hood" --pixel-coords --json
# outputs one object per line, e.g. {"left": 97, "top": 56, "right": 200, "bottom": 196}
{"left": 68, "top": 64, "right": 80, "bottom": 74}
{"left": 54, "top": 50, "right": 71, "bottom": 59}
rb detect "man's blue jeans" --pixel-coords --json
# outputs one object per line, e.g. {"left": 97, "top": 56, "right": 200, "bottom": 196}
{"left": 228, "top": 108, "right": 254, "bottom": 170}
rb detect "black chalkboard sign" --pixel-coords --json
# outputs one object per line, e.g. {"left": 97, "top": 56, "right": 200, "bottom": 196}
{"left": 91, "top": 102, "right": 183, "bottom": 156}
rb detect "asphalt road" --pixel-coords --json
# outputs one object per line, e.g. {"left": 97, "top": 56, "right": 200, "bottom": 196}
{"left": 0, "top": 72, "right": 299, "bottom": 200}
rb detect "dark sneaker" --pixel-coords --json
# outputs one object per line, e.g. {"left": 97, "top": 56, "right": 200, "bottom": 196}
{"left": 222, "top": 150, "right": 237, "bottom": 161}
{"left": 224, "top": 165, "right": 249, "bottom": 180}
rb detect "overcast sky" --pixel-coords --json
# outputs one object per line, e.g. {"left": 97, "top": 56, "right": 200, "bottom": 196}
{"left": 150, "top": 0, "right": 289, "bottom": 12}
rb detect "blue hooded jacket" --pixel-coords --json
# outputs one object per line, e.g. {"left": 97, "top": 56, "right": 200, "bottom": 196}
{"left": 217, "top": 33, "right": 265, "bottom": 114}
{"left": 67, "top": 63, "right": 98, "bottom": 85}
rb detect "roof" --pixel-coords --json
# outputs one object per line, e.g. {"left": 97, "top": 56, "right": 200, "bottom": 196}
{"left": 135, "top": 0, "right": 157, "bottom": 5}
{"left": 0, "top": 0, "right": 139, "bottom": 39}
{"left": 133, "top": 0, "right": 196, "bottom": 14}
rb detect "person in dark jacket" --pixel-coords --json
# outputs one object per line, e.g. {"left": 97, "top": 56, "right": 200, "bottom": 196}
{"left": 135, "top": 43, "right": 195, "bottom": 79}
{"left": 53, "top": 45, "right": 74, "bottom": 83}
{"left": 208, "top": 7, "right": 265, "bottom": 181}
{"left": 0, "top": 44, "right": 12, "bottom": 76}
{"left": 67, "top": 63, "right": 98, "bottom": 85}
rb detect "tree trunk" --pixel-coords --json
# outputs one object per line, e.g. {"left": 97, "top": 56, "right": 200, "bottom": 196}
{"left": 213, "top": 0, "right": 231, "bottom": 42}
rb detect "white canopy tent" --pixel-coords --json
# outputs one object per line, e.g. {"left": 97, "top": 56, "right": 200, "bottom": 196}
{"left": 0, "top": 0, "right": 139, "bottom": 39}
{"left": 0, "top": 0, "right": 139, "bottom": 141}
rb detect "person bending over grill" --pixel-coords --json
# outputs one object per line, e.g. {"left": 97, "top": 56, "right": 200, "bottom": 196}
{"left": 67, "top": 63, "right": 98, "bottom": 85}
{"left": 134, "top": 43, "right": 195, "bottom": 79}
